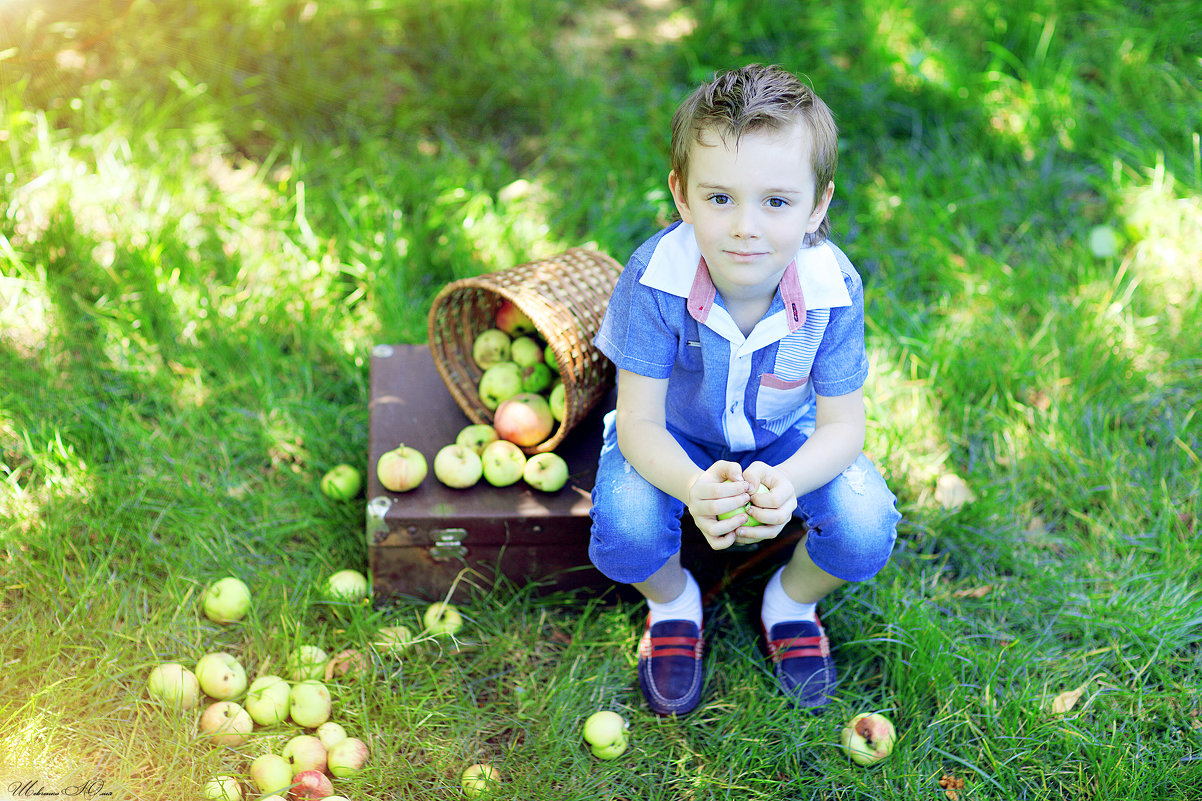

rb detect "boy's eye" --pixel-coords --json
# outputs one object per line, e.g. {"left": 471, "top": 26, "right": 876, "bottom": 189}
{"left": 767, "top": 197, "right": 789, "bottom": 208}
{"left": 708, "top": 193, "right": 732, "bottom": 205}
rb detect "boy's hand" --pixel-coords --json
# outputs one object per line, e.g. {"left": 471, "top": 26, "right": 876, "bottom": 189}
{"left": 685, "top": 461, "right": 753, "bottom": 551}
{"left": 730, "top": 462, "right": 797, "bottom": 545}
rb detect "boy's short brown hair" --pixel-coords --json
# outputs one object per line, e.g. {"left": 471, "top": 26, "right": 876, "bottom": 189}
{"left": 670, "top": 64, "right": 838, "bottom": 242}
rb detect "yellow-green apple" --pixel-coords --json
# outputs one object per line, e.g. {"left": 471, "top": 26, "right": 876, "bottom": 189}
{"left": 456, "top": 424, "right": 499, "bottom": 456}
{"left": 202, "top": 775, "right": 242, "bottom": 801}
{"left": 244, "top": 675, "right": 291, "bottom": 726}
{"left": 548, "top": 382, "right": 565, "bottom": 421}
{"left": 543, "top": 342, "right": 559, "bottom": 374}
{"left": 373, "top": 625, "right": 414, "bottom": 655}
{"left": 195, "top": 652, "right": 247, "bottom": 700}
{"left": 422, "top": 602, "right": 464, "bottom": 635}
{"left": 460, "top": 763, "right": 500, "bottom": 798}
{"left": 495, "top": 299, "right": 534, "bottom": 335}
{"left": 146, "top": 662, "right": 201, "bottom": 709}
{"left": 319, "top": 464, "right": 361, "bottom": 500}
{"left": 433, "top": 443, "right": 483, "bottom": 489}
{"left": 480, "top": 439, "right": 526, "bottom": 487}
{"left": 523, "top": 452, "right": 569, "bottom": 492}
{"left": 327, "top": 736, "right": 369, "bottom": 778}
{"left": 840, "top": 712, "right": 897, "bottom": 765}
{"left": 199, "top": 700, "right": 253, "bottom": 747}
{"left": 286, "top": 645, "right": 330, "bottom": 682}
{"left": 471, "top": 328, "right": 511, "bottom": 370}
{"left": 583, "top": 710, "right": 628, "bottom": 759}
{"left": 289, "top": 680, "right": 332, "bottom": 728}
{"left": 520, "top": 362, "right": 553, "bottom": 393}
{"left": 291, "top": 770, "right": 333, "bottom": 801}
{"left": 478, "top": 361, "right": 522, "bottom": 409}
{"left": 202, "top": 577, "right": 251, "bottom": 624}
{"left": 494, "top": 392, "right": 553, "bottom": 447}
{"left": 717, "top": 482, "right": 770, "bottom": 526}
{"left": 249, "top": 753, "right": 293, "bottom": 797}
{"left": 324, "top": 568, "right": 370, "bottom": 602}
{"left": 509, "top": 335, "right": 544, "bottom": 368}
{"left": 315, "top": 721, "right": 348, "bottom": 750}
{"left": 324, "top": 648, "right": 368, "bottom": 681}
{"left": 376, "top": 444, "right": 427, "bottom": 492}
{"left": 282, "top": 734, "right": 327, "bottom": 775}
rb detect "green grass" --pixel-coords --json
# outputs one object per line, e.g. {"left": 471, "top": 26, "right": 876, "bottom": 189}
{"left": 2, "top": 0, "right": 1200, "bottom": 799}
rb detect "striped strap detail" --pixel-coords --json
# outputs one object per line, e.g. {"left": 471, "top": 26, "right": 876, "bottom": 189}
{"left": 767, "top": 634, "right": 830, "bottom": 663}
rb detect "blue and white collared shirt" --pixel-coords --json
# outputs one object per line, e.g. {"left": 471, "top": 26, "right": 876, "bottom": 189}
{"left": 595, "top": 221, "right": 869, "bottom": 452}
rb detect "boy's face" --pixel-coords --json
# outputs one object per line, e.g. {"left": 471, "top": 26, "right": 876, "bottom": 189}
{"left": 669, "top": 122, "right": 834, "bottom": 300}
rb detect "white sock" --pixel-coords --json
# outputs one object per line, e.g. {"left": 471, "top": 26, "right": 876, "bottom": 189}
{"left": 760, "top": 566, "right": 817, "bottom": 631}
{"left": 646, "top": 569, "right": 702, "bottom": 627}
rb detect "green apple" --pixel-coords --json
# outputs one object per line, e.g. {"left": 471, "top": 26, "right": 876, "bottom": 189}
{"left": 195, "top": 652, "right": 248, "bottom": 700}
{"left": 480, "top": 439, "right": 526, "bottom": 487}
{"left": 282, "top": 734, "right": 327, "bottom": 775}
{"left": 286, "top": 645, "right": 330, "bottom": 682}
{"left": 324, "top": 568, "right": 370, "bottom": 603}
{"left": 840, "top": 712, "right": 897, "bottom": 765}
{"left": 460, "top": 763, "right": 500, "bottom": 797}
{"left": 202, "top": 775, "right": 242, "bottom": 801}
{"left": 523, "top": 451, "right": 569, "bottom": 492}
{"left": 591, "top": 739, "right": 628, "bottom": 760}
{"left": 582, "top": 710, "right": 628, "bottom": 751}
{"left": 374, "top": 625, "right": 414, "bottom": 654}
{"left": 548, "top": 381, "right": 565, "bottom": 422}
{"left": 289, "top": 680, "right": 332, "bottom": 728}
{"left": 202, "top": 576, "right": 251, "bottom": 624}
{"left": 478, "top": 361, "right": 523, "bottom": 409}
{"left": 376, "top": 444, "right": 427, "bottom": 492}
{"left": 244, "top": 675, "right": 291, "bottom": 726}
{"left": 320, "top": 464, "right": 362, "bottom": 500}
{"left": 422, "top": 602, "right": 464, "bottom": 636}
{"left": 316, "top": 721, "right": 348, "bottom": 750}
{"left": 433, "top": 444, "right": 483, "bottom": 489}
{"left": 472, "top": 328, "right": 512, "bottom": 370}
{"left": 520, "top": 362, "right": 553, "bottom": 393}
{"left": 456, "top": 423, "right": 499, "bottom": 456}
{"left": 717, "top": 482, "right": 769, "bottom": 526}
{"left": 249, "top": 753, "right": 293, "bottom": 796}
{"left": 199, "top": 700, "right": 253, "bottom": 747}
{"left": 327, "top": 736, "right": 369, "bottom": 778}
{"left": 509, "top": 335, "right": 544, "bottom": 368}
{"left": 146, "top": 662, "right": 201, "bottom": 709}
{"left": 544, "top": 342, "right": 559, "bottom": 374}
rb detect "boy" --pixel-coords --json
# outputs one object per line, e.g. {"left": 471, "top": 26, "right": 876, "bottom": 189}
{"left": 589, "top": 64, "right": 900, "bottom": 714}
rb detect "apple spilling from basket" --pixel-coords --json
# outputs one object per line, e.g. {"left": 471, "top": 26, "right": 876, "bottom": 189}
{"left": 148, "top": 572, "right": 469, "bottom": 800}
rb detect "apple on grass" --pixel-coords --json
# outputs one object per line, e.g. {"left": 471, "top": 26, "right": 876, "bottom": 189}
{"left": 319, "top": 464, "right": 361, "bottom": 500}
{"left": 327, "top": 736, "right": 369, "bottom": 778}
{"left": 423, "top": 602, "right": 464, "bottom": 636}
{"left": 287, "top": 645, "right": 330, "bottom": 682}
{"left": 523, "top": 452, "right": 569, "bottom": 492}
{"left": 456, "top": 423, "right": 499, "bottom": 456}
{"left": 472, "top": 328, "right": 512, "bottom": 370}
{"left": 582, "top": 710, "right": 628, "bottom": 759}
{"left": 480, "top": 439, "right": 526, "bottom": 487}
{"left": 146, "top": 662, "right": 201, "bottom": 710}
{"left": 377, "top": 444, "right": 427, "bottom": 492}
{"left": 289, "top": 680, "right": 332, "bottom": 728}
{"left": 460, "top": 763, "right": 501, "bottom": 798}
{"left": 495, "top": 299, "right": 535, "bottom": 335}
{"left": 283, "top": 734, "right": 327, "bottom": 775}
{"left": 202, "top": 775, "right": 242, "bottom": 801}
{"left": 199, "top": 701, "right": 253, "bottom": 747}
{"left": 494, "top": 392, "right": 554, "bottom": 448}
{"left": 291, "top": 769, "right": 334, "bottom": 801}
{"left": 324, "top": 568, "right": 370, "bottom": 603}
{"left": 249, "top": 753, "right": 294, "bottom": 796}
{"left": 316, "top": 721, "right": 348, "bottom": 750}
{"left": 840, "top": 712, "right": 897, "bottom": 765}
{"left": 202, "top": 576, "right": 251, "bottom": 624}
{"left": 244, "top": 675, "right": 291, "bottom": 726}
{"left": 434, "top": 443, "right": 483, "bottom": 489}
{"left": 478, "top": 361, "right": 523, "bottom": 410}
{"left": 195, "top": 652, "right": 248, "bottom": 701}
{"left": 717, "top": 482, "right": 770, "bottom": 526}
{"left": 374, "top": 625, "right": 414, "bottom": 655}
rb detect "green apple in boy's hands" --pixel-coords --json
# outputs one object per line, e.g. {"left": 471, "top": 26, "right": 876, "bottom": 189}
{"left": 717, "top": 482, "right": 770, "bottom": 526}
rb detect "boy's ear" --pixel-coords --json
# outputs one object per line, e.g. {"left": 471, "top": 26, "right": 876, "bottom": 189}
{"left": 668, "top": 170, "right": 694, "bottom": 224}
{"left": 806, "top": 181, "right": 835, "bottom": 234}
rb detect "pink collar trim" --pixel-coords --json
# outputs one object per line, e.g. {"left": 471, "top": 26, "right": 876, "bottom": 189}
{"left": 686, "top": 258, "right": 806, "bottom": 332}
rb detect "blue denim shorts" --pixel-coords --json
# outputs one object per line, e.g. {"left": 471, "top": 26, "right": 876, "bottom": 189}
{"left": 589, "top": 410, "right": 900, "bottom": 584}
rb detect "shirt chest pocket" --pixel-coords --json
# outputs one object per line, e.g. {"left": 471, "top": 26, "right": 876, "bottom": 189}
{"left": 755, "top": 373, "right": 811, "bottom": 421}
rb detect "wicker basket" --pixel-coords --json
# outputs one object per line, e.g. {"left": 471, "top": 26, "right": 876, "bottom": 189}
{"left": 427, "top": 248, "right": 623, "bottom": 454}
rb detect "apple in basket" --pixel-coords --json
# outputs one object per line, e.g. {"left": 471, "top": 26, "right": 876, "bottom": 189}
{"left": 478, "top": 362, "right": 523, "bottom": 410}
{"left": 510, "top": 335, "right": 544, "bottom": 368}
{"left": 471, "top": 328, "right": 511, "bottom": 370}
{"left": 548, "top": 382, "right": 565, "bottom": 422}
{"left": 377, "top": 444, "right": 427, "bottom": 492}
{"left": 495, "top": 299, "right": 535, "bottom": 335}
{"left": 494, "top": 393, "right": 554, "bottom": 447}
{"left": 520, "top": 362, "right": 554, "bottom": 394}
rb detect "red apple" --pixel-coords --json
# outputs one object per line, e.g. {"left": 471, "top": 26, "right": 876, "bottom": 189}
{"left": 377, "top": 444, "right": 427, "bottom": 492}
{"left": 494, "top": 393, "right": 554, "bottom": 447}
{"left": 290, "top": 769, "right": 333, "bottom": 800}
{"left": 495, "top": 299, "right": 535, "bottom": 335}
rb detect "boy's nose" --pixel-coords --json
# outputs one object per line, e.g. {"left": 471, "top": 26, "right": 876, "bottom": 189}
{"left": 731, "top": 207, "right": 760, "bottom": 238}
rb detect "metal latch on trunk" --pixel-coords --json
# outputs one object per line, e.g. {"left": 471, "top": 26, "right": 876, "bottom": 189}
{"left": 429, "top": 528, "right": 468, "bottom": 561}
